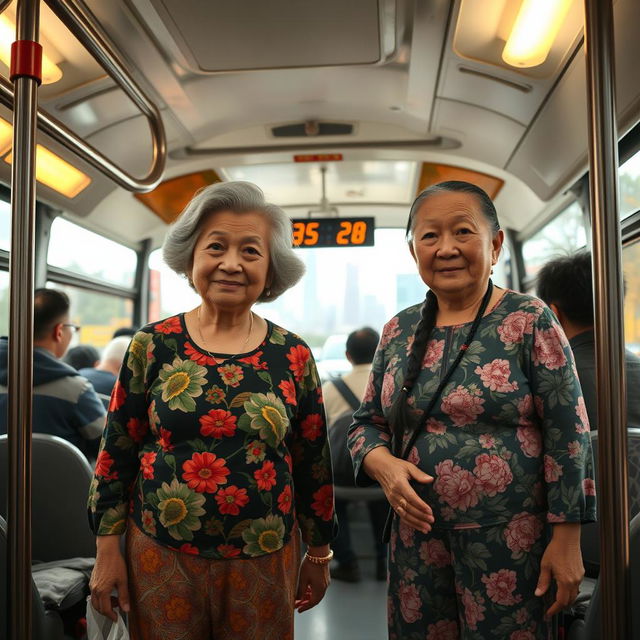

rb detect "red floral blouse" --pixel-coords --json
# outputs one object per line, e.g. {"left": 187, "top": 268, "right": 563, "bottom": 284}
{"left": 88, "top": 315, "right": 336, "bottom": 559}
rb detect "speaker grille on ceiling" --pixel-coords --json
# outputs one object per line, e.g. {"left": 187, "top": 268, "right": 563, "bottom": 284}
{"left": 272, "top": 122, "right": 354, "bottom": 137}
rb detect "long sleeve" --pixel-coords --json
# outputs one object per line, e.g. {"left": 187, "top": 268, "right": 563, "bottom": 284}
{"left": 526, "top": 306, "right": 597, "bottom": 524}
{"left": 88, "top": 331, "right": 153, "bottom": 535}
{"left": 347, "top": 318, "right": 396, "bottom": 487}
{"left": 289, "top": 347, "right": 337, "bottom": 545}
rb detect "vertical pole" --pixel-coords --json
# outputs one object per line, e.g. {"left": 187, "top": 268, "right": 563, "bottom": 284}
{"left": 583, "top": 1, "right": 631, "bottom": 638}
{"left": 7, "top": 0, "right": 41, "bottom": 638}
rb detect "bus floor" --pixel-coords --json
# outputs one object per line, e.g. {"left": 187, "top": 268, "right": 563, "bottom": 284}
{"left": 295, "top": 501, "right": 388, "bottom": 640}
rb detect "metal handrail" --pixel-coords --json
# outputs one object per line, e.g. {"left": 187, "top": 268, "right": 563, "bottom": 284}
{"left": 0, "top": 0, "right": 167, "bottom": 193}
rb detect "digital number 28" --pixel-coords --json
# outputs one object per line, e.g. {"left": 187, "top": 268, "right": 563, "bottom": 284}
{"left": 336, "top": 220, "right": 367, "bottom": 245}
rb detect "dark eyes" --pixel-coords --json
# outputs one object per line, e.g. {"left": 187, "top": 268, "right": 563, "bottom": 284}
{"left": 420, "top": 228, "right": 472, "bottom": 240}
{"left": 205, "top": 242, "right": 261, "bottom": 255}
{"left": 207, "top": 242, "right": 224, "bottom": 251}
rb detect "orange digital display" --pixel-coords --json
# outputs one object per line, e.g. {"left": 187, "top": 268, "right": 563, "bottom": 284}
{"left": 291, "top": 217, "right": 375, "bottom": 248}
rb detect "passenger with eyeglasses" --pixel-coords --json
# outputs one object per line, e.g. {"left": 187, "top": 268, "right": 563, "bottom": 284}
{"left": 0, "top": 288, "right": 106, "bottom": 459}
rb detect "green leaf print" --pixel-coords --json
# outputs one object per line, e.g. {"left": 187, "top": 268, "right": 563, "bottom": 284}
{"left": 257, "top": 370, "right": 273, "bottom": 386}
{"left": 230, "top": 391, "right": 253, "bottom": 408}
{"left": 269, "top": 327, "right": 287, "bottom": 345}
{"left": 115, "top": 435, "right": 135, "bottom": 451}
{"left": 163, "top": 337, "right": 178, "bottom": 352}
{"left": 163, "top": 454, "right": 176, "bottom": 471}
{"left": 536, "top": 367, "right": 574, "bottom": 409}
{"left": 228, "top": 518, "right": 252, "bottom": 539}
{"left": 460, "top": 542, "right": 490, "bottom": 572}
{"left": 146, "top": 491, "right": 159, "bottom": 508}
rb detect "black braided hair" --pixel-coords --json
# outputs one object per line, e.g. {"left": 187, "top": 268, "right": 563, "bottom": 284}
{"left": 390, "top": 180, "right": 501, "bottom": 453}
{"left": 388, "top": 289, "right": 439, "bottom": 453}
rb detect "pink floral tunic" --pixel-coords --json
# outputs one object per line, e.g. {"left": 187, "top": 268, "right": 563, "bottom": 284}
{"left": 348, "top": 290, "right": 596, "bottom": 529}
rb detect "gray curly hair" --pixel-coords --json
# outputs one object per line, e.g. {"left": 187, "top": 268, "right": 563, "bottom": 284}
{"left": 162, "top": 181, "right": 304, "bottom": 302}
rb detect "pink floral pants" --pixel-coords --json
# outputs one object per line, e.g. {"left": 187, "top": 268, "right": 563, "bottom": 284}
{"left": 388, "top": 515, "right": 553, "bottom": 640}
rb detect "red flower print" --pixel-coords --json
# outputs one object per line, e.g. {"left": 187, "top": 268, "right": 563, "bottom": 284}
{"left": 497, "top": 311, "right": 534, "bottom": 345}
{"left": 381, "top": 369, "right": 397, "bottom": 409}
{"left": 583, "top": 477, "right": 596, "bottom": 496}
{"left": 568, "top": 440, "right": 582, "bottom": 459}
{"left": 157, "top": 427, "right": 174, "bottom": 452}
{"left": 419, "top": 539, "right": 450, "bottom": 568}
{"left": 182, "top": 452, "right": 230, "bottom": 493}
{"left": 503, "top": 513, "right": 543, "bottom": 554}
{"left": 284, "top": 452, "right": 293, "bottom": 472}
{"left": 179, "top": 543, "right": 199, "bottom": 555}
{"left": 278, "top": 379, "right": 297, "bottom": 405}
{"left": 475, "top": 359, "right": 518, "bottom": 393}
{"left": 479, "top": 434, "right": 495, "bottom": 449}
{"left": 543, "top": 455, "right": 563, "bottom": 483}
{"left": 140, "top": 451, "right": 157, "bottom": 479}
{"left": 426, "top": 418, "right": 446, "bottom": 434}
{"left": 245, "top": 440, "right": 266, "bottom": 464}
{"left": 459, "top": 586, "right": 486, "bottom": 631}
{"left": 126, "top": 417, "right": 148, "bottom": 444}
{"left": 399, "top": 520, "right": 415, "bottom": 548}
{"left": 184, "top": 341, "right": 216, "bottom": 366}
{"left": 423, "top": 339, "right": 445, "bottom": 370}
{"left": 407, "top": 447, "right": 420, "bottom": 465}
{"left": 363, "top": 376, "right": 376, "bottom": 403}
{"left": 398, "top": 582, "right": 422, "bottom": 624}
{"left": 286, "top": 345, "right": 310, "bottom": 382}
{"left": 510, "top": 631, "right": 536, "bottom": 640}
{"left": 516, "top": 426, "right": 542, "bottom": 458}
{"left": 109, "top": 380, "right": 126, "bottom": 413}
{"left": 254, "top": 460, "right": 277, "bottom": 490}
{"left": 217, "top": 364, "right": 243, "bottom": 387}
{"left": 215, "top": 485, "right": 249, "bottom": 515}
{"left": 238, "top": 351, "right": 267, "bottom": 369}
{"left": 218, "top": 544, "right": 241, "bottom": 558}
{"left": 547, "top": 512, "right": 566, "bottom": 523}
{"left": 473, "top": 454, "right": 513, "bottom": 497}
{"left": 95, "top": 450, "right": 118, "bottom": 480}
{"left": 481, "top": 569, "right": 522, "bottom": 606}
{"left": 205, "top": 386, "right": 226, "bottom": 404}
{"left": 426, "top": 619, "right": 458, "bottom": 640}
{"left": 199, "top": 409, "right": 237, "bottom": 438}
{"left": 575, "top": 397, "right": 589, "bottom": 429}
{"left": 301, "top": 414, "right": 323, "bottom": 441}
{"left": 434, "top": 459, "right": 479, "bottom": 511}
{"left": 277, "top": 485, "right": 293, "bottom": 513}
{"left": 154, "top": 316, "right": 182, "bottom": 334}
{"left": 441, "top": 385, "right": 485, "bottom": 427}
{"left": 311, "top": 484, "right": 334, "bottom": 521}
{"left": 379, "top": 316, "right": 400, "bottom": 348}
{"left": 533, "top": 327, "right": 567, "bottom": 370}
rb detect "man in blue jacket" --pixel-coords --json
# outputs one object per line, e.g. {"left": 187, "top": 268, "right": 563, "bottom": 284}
{"left": 0, "top": 288, "right": 106, "bottom": 458}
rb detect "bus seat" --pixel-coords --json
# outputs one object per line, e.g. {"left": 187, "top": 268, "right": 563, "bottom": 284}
{"left": 0, "top": 433, "right": 96, "bottom": 562}
{"left": 568, "top": 511, "right": 640, "bottom": 640}
{"left": 0, "top": 516, "right": 66, "bottom": 640}
{"left": 580, "top": 428, "right": 640, "bottom": 578}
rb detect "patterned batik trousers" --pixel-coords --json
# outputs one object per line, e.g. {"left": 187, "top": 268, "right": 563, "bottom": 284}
{"left": 388, "top": 515, "right": 554, "bottom": 640}
{"left": 125, "top": 521, "right": 300, "bottom": 640}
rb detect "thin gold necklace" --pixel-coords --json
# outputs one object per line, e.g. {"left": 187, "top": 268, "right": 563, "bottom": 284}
{"left": 196, "top": 307, "right": 254, "bottom": 359}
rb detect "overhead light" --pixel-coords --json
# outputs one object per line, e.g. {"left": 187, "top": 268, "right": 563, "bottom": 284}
{"left": 502, "top": 0, "right": 573, "bottom": 68}
{"left": 0, "top": 15, "right": 63, "bottom": 84}
{"left": 0, "top": 116, "right": 12, "bottom": 156}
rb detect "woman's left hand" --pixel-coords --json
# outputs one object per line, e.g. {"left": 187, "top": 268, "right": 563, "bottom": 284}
{"left": 535, "top": 522, "right": 584, "bottom": 618}
{"left": 295, "top": 553, "right": 330, "bottom": 613}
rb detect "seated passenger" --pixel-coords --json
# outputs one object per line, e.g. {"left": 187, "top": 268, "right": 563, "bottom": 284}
{"left": 323, "top": 327, "right": 387, "bottom": 582}
{"left": 0, "top": 288, "right": 106, "bottom": 459}
{"left": 537, "top": 250, "right": 640, "bottom": 430}
{"left": 80, "top": 336, "right": 130, "bottom": 406}
{"left": 64, "top": 344, "right": 100, "bottom": 371}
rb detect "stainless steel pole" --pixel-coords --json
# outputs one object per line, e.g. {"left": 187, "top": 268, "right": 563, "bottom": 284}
{"left": 7, "top": 0, "right": 41, "bottom": 637}
{"left": 583, "top": 1, "right": 631, "bottom": 637}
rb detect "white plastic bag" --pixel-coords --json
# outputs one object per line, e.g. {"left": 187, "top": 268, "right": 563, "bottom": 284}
{"left": 86, "top": 596, "right": 130, "bottom": 640}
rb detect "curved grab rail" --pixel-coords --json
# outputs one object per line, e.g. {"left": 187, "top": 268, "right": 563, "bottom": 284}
{"left": 0, "top": 0, "right": 167, "bottom": 193}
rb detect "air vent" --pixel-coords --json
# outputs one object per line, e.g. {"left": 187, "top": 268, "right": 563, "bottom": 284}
{"left": 272, "top": 122, "right": 354, "bottom": 138}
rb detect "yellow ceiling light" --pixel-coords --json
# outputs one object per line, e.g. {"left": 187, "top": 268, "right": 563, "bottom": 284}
{"left": 0, "top": 14, "right": 63, "bottom": 84}
{"left": 502, "top": 0, "right": 573, "bottom": 68}
{"left": 0, "top": 116, "right": 12, "bottom": 156}
{"left": 4, "top": 143, "right": 92, "bottom": 198}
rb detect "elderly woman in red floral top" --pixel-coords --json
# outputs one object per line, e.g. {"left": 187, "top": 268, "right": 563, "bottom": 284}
{"left": 88, "top": 181, "right": 336, "bottom": 640}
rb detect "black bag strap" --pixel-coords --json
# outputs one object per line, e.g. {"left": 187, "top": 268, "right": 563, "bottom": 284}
{"left": 332, "top": 377, "right": 360, "bottom": 411}
{"left": 382, "top": 280, "right": 494, "bottom": 542}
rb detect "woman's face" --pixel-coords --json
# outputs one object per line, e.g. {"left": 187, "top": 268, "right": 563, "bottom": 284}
{"left": 409, "top": 191, "right": 504, "bottom": 299}
{"left": 189, "top": 209, "right": 271, "bottom": 312}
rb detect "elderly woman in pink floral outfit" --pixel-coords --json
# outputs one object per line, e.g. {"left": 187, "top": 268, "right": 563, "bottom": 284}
{"left": 348, "top": 181, "right": 595, "bottom": 639}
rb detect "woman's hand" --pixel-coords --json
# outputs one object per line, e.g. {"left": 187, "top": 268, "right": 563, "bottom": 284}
{"left": 535, "top": 522, "right": 584, "bottom": 618}
{"left": 363, "top": 446, "right": 435, "bottom": 533}
{"left": 295, "top": 546, "right": 330, "bottom": 613}
{"left": 89, "top": 535, "right": 130, "bottom": 622}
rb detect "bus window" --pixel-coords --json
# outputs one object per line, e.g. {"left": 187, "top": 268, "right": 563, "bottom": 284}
{"left": 620, "top": 149, "right": 640, "bottom": 220}
{"left": 521, "top": 202, "right": 587, "bottom": 279}
{"left": 0, "top": 199, "right": 9, "bottom": 252}
{"left": 44, "top": 282, "right": 134, "bottom": 349}
{"left": 623, "top": 240, "right": 640, "bottom": 356}
{"left": 48, "top": 218, "right": 137, "bottom": 288}
{"left": 0, "top": 270, "right": 8, "bottom": 336}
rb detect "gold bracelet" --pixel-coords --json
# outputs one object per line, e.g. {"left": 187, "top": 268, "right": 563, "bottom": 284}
{"left": 304, "top": 549, "right": 334, "bottom": 565}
